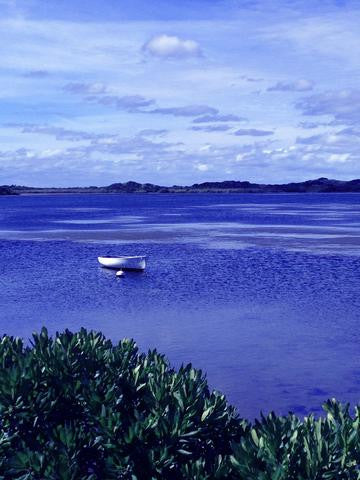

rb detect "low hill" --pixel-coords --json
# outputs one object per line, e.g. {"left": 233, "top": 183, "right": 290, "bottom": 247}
{"left": 0, "top": 185, "right": 17, "bottom": 195}
{"left": 3, "top": 177, "right": 360, "bottom": 194}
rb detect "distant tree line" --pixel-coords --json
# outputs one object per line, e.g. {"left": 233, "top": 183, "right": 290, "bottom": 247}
{"left": 2, "top": 177, "right": 360, "bottom": 194}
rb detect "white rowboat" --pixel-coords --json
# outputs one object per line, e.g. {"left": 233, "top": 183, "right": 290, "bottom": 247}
{"left": 98, "top": 256, "right": 146, "bottom": 271}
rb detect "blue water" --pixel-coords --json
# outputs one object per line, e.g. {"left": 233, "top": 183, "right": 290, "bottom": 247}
{"left": 1, "top": 193, "right": 360, "bottom": 419}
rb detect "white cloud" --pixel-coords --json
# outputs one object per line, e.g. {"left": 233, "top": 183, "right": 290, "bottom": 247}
{"left": 199, "top": 144, "right": 212, "bottom": 152}
{"left": 235, "top": 153, "right": 246, "bottom": 162}
{"left": 39, "top": 148, "right": 63, "bottom": 158}
{"left": 142, "top": 34, "right": 202, "bottom": 58}
{"left": 327, "top": 153, "right": 350, "bottom": 164}
{"left": 196, "top": 163, "right": 209, "bottom": 171}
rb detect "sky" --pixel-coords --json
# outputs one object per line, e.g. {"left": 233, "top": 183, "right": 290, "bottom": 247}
{"left": 1, "top": 0, "right": 360, "bottom": 186}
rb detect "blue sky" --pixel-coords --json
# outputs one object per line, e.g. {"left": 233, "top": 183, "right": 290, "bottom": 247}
{"left": 1, "top": 0, "right": 360, "bottom": 186}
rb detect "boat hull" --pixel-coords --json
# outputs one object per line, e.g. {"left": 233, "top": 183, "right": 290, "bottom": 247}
{"left": 98, "top": 256, "right": 146, "bottom": 271}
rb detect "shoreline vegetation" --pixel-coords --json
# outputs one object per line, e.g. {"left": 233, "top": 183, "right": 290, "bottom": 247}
{"left": 2, "top": 177, "right": 360, "bottom": 195}
{"left": 1, "top": 328, "right": 360, "bottom": 479}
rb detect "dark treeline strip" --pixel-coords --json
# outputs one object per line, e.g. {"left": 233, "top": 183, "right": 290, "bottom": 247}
{"left": 0, "top": 328, "right": 359, "bottom": 479}
{"left": 2, "top": 177, "right": 360, "bottom": 195}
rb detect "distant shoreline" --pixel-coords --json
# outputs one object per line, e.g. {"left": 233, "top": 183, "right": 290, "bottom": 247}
{"left": 2, "top": 177, "right": 360, "bottom": 195}
{"left": 7, "top": 190, "right": 360, "bottom": 197}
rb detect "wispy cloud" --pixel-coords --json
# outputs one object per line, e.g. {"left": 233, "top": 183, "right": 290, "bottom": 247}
{"left": 87, "top": 94, "right": 155, "bottom": 111}
{"left": 22, "top": 70, "right": 50, "bottom": 78}
{"left": 296, "top": 89, "right": 360, "bottom": 124}
{"left": 298, "top": 121, "right": 325, "bottom": 129}
{"left": 63, "top": 79, "right": 227, "bottom": 119}
{"left": 268, "top": 79, "right": 314, "bottom": 92}
{"left": 239, "top": 74, "right": 263, "bottom": 82}
{"left": 150, "top": 105, "right": 218, "bottom": 117}
{"left": 262, "top": 9, "right": 360, "bottom": 70}
{"left": 191, "top": 124, "right": 232, "bottom": 132}
{"left": 138, "top": 129, "right": 168, "bottom": 137}
{"left": 234, "top": 128, "right": 274, "bottom": 136}
{"left": 193, "top": 114, "right": 246, "bottom": 123}
{"left": 338, "top": 126, "right": 360, "bottom": 136}
{"left": 4, "top": 123, "right": 107, "bottom": 141}
{"left": 63, "top": 83, "right": 156, "bottom": 112}
{"left": 296, "top": 134, "right": 323, "bottom": 145}
{"left": 63, "top": 82, "right": 109, "bottom": 95}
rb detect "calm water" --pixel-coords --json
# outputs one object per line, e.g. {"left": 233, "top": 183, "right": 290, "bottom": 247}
{"left": 1, "top": 193, "right": 360, "bottom": 419}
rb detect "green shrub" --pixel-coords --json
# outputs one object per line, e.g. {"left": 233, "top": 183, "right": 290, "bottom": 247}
{"left": 0, "top": 328, "right": 359, "bottom": 479}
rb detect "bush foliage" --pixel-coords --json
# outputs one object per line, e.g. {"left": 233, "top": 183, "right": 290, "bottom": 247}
{"left": 0, "top": 328, "right": 359, "bottom": 479}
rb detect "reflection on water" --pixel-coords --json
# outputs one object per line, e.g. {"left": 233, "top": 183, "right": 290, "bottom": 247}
{"left": 0, "top": 193, "right": 360, "bottom": 418}
{"left": 0, "top": 194, "right": 360, "bottom": 255}
{"left": 0, "top": 222, "right": 359, "bottom": 255}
